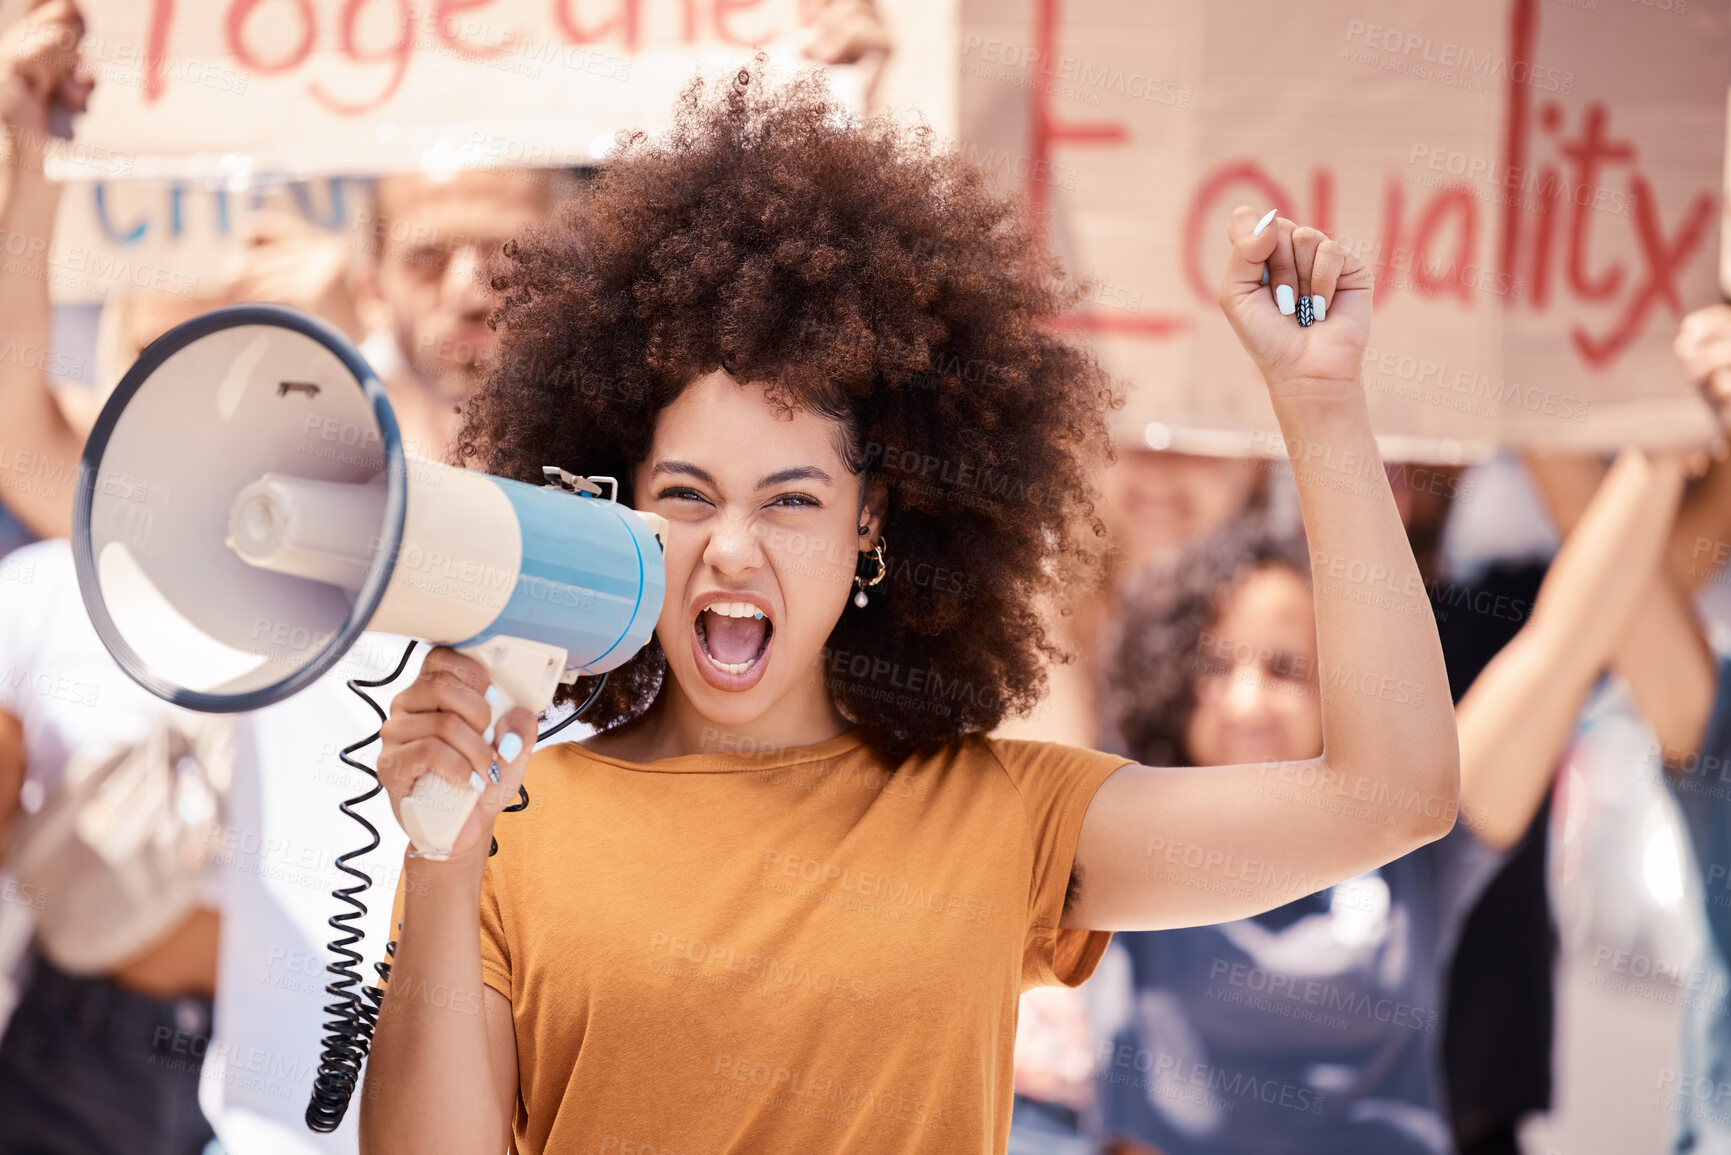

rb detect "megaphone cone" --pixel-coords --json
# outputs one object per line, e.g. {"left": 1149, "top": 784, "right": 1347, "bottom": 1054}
{"left": 73, "top": 304, "right": 666, "bottom": 856}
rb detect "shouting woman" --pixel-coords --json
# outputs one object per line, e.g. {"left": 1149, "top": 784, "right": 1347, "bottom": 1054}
{"left": 361, "top": 65, "right": 1460, "bottom": 1155}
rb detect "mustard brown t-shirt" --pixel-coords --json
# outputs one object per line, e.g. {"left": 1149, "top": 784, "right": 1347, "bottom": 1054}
{"left": 391, "top": 729, "right": 1130, "bottom": 1154}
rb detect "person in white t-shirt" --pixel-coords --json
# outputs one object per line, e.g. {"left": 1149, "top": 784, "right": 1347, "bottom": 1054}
{"left": 0, "top": 536, "right": 451, "bottom": 1155}
{"left": 0, "top": 538, "right": 229, "bottom": 1154}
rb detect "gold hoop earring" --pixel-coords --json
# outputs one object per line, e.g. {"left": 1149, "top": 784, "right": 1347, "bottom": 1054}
{"left": 853, "top": 538, "right": 887, "bottom": 608}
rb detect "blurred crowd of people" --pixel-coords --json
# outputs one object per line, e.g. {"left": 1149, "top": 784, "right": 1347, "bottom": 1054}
{"left": 3, "top": 1, "right": 1731, "bottom": 1154}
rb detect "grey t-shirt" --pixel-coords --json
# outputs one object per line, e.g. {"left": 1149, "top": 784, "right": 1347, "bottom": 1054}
{"left": 1092, "top": 824, "right": 1503, "bottom": 1155}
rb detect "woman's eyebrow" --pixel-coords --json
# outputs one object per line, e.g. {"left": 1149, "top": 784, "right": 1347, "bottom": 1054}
{"left": 649, "top": 462, "right": 833, "bottom": 489}
{"left": 757, "top": 466, "right": 833, "bottom": 488}
{"left": 650, "top": 460, "right": 717, "bottom": 486}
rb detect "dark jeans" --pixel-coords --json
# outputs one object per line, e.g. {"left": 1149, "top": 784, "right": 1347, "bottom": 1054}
{"left": 0, "top": 949, "right": 218, "bottom": 1155}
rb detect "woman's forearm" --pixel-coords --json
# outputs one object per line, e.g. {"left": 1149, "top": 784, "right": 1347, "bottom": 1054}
{"left": 1459, "top": 449, "right": 1684, "bottom": 848}
{"left": 1671, "top": 458, "right": 1731, "bottom": 590}
{"left": 1275, "top": 390, "right": 1459, "bottom": 842}
{"left": 1614, "top": 580, "right": 1717, "bottom": 760}
{"left": 1525, "top": 450, "right": 1719, "bottom": 767}
{"left": 360, "top": 851, "right": 509, "bottom": 1155}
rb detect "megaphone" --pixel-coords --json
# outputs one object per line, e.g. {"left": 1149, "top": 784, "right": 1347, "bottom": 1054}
{"left": 73, "top": 304, "right": 667, "bottom": 858}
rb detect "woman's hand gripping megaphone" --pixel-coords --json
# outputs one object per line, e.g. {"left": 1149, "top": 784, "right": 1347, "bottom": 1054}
{"left": 378, "top": 646, "right": 541, "bottom": 865}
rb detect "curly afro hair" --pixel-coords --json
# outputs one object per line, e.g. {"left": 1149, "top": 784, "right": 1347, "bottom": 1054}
{"left": 458, "top": 59, "right": 1119, "bottom": 757}
{"left": 1108, "top": 521, "right": 1312, "bottom": 767}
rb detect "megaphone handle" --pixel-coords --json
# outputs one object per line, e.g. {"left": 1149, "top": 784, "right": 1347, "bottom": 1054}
{"left": 397, "top": 637, "right": 570, "bottom": 858}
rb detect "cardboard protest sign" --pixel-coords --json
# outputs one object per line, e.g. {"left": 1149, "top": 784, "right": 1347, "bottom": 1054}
{"left": 960, "top": 0, "right": 1729, "bottom": 459}
{"left": 39, "top": 0, "right": 909, "bottom": 178}
{"left": 17, "top": 0, "right": 953, "bottom": 307}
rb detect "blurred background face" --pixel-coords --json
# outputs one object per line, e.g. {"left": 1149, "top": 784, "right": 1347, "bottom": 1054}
{"left": 367, "top": 169, "right": 555, "bottom": 403}
{"left": 1184, "top": 565, "right": 1323, "bottom": 767}
{"left": 1101, "top": 448, "right": 1263, "bottom": 574}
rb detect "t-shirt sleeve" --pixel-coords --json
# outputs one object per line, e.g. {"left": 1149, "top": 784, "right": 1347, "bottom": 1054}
{"left": 984, "top": 737, "right": 1133, "bottom": 990}
{"left": 478, "top": 855, "right": 511, "bottom": 997}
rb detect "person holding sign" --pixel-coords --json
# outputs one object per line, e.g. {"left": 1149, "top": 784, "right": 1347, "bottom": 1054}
{"left": 0, "top": 5, "right": 580, "bottom": 1149}
{"left": 0, "top": 0, "right": 93, "bottom": 548}
{"left": 360, "top": 65, "right": 1459, "bottom": 1154}
{"left": 1517, "top": 301, "right": 1731, "bottom": 1155}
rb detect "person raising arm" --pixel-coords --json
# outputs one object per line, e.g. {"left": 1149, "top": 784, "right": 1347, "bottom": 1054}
{"left": 0, "top": 0, "right": 91, "bottom": 541}
{"left": 1067, "top": 206, "right": 1460, "bottom": 932}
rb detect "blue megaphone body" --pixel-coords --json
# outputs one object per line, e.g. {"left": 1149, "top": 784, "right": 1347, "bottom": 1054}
{"left": 72, "top": 304, "right": 666, "bottom": 856}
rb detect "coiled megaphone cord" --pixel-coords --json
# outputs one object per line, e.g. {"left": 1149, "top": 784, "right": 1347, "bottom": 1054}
{"left": 305, "top": 642, "right": 606, "bottom": 1133}
{"left": 305, "top": 639, "right": 417, "bottom": 1133}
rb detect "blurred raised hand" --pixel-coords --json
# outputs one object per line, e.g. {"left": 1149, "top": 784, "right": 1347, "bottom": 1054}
{"left": 1677, "top": 302, "right": 1731, "bottom": 426}
{"left": 0, "top": 0, "right": 91, "bottom": 539}
{"left": 0, "top": 0, "right": 91, "bottom": 148}
{"left": 800, "top": 0, "right": 891, "bottom": 107}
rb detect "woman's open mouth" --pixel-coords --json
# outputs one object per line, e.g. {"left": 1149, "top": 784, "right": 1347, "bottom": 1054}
{"left": 691, "top": 597, "right": 775, "bottom": 691}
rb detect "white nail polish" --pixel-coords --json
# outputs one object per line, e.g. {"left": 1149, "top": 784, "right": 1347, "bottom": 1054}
{"left": 1253, "top": 208, "right": 1278, "bottom": 238}
{"left": 482, "top": 724, "right": 495, "bottom": 745}
{"left": 1311, "top": 295, "right": 1327, "bottom": 322}
{"left": 1276, "top": 284, "right": 1295, "bottom": 315}
{"left": 469, "top": 770, "right": 486, "bottom": 793}
{"left": 484, "top": 686, "right": 504, "bottom": 710}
